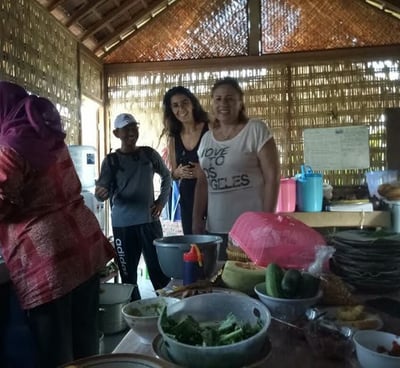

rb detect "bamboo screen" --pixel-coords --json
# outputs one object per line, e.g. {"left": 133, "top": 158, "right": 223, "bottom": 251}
{"left": 261, "top": 0, "right": 400, "bottom": 54}
{"left": 103, "top": 0, "right": 248, "bottom": 63}
{"left": 0, "top": 0, "right": 80, "bottom": 144}
{"left": 80, "top": 49, "right": 103, "bottom": 102}
{"left": 106, "top": 57, "right": 400, "bottom": 187}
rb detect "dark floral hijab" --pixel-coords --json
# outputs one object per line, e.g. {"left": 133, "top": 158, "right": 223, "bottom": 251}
{"left": 0, "top": 81, "right": 66, "bottom": 170}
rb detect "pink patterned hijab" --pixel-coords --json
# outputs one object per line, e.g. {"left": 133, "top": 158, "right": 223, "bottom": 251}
{"left": 0, "top": 81, "right": 66, "bottom": 170}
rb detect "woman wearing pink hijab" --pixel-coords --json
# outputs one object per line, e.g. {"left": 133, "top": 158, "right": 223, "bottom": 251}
{"left": 0, "top": 81, "right": 115, "bottom": 368}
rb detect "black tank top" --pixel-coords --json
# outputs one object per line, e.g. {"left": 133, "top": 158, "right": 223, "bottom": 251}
{"left": 174, "top": 124, "right": 208, "bottom": 167}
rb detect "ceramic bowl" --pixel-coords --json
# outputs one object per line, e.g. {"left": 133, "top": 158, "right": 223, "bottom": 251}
{"left": 254, "top": 282, "right": 322, "bottom": 322}
{"left": 353, "top": 330, "right": 400, "bottom": 368}
{"left": 121, "top": 296, "right": 180, "bottom": 344}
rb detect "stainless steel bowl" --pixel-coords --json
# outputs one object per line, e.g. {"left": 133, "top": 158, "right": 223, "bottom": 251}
{"left": 154, "top": 235, "right": 222, "bottom": 279}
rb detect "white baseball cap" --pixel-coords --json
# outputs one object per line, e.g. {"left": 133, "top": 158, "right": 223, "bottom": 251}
{"left": 113, "top": 113, "right": 140, "bottom": 129}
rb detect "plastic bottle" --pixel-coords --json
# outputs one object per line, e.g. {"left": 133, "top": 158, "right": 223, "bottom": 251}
{"left": 183, "top": 244, "right": 203, "bottom": 285}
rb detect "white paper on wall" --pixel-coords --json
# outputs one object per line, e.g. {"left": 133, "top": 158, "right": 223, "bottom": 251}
{"left": 304, "top": 126, "right": 370, "bottom": 170}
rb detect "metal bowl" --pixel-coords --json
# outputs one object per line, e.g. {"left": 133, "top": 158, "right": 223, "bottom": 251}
{"left": 154, "top": 235, "right": 222, "bottom": 279}
{"left": 157, "top": 293, "right": 271, "bottom": 368}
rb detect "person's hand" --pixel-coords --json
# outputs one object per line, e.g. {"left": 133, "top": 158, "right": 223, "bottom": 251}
{"left": 173, "top": 163, "right": 197, "bottom": 180}
{"left": 151, "top": 201, "right": 164, "bottom": 218}
{"left": 95, "top": 185, "right": 109, "bottom": 201}
{"left": 189, "top": 162, "right": 200, "bottom": 179}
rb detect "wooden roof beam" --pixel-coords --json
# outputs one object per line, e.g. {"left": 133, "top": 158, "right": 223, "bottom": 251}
{"left": 248, "top": 0, "right": 261, "bottom": 56}
{"left": 47, "top": 0, "right": 66, "bottom": 12}
{"left": 79, "top": 0, "right": 144, "bottom": 41}
{"left": 366, "top": 0, "right": 400, "bottom": 16}
{"left": 65, "top": 0, "right": 107, "bottom": 28}
{"left": 94, "top": 0, "right": 172, "bottom": 54}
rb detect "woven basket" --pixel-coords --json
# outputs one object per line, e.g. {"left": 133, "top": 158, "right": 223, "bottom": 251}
{"left": 226, "top": 240, "right": 251, "bottom": 262}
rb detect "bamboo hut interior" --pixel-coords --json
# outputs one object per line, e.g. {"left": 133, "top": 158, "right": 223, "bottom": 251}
{"left": 1, "top": 0, "right": 400, "bottom": 188}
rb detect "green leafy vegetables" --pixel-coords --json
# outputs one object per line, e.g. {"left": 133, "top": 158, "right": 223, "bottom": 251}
{"left": 128, "top": 302, "right": 165, "bottom": 317}
{"left": 160, "top": 310, "right": 263, "bottom": 346}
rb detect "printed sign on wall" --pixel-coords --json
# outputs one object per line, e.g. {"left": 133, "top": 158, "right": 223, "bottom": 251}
{"left": 304, "top": 126, "right": 370, "bottom": 170}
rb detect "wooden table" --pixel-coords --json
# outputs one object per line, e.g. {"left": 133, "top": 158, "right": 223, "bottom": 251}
{"left": 113, "top": 290, "right": 400, "bottom": 368}
{"left": 286, "top": 211, "right": 391, "bottom": 229}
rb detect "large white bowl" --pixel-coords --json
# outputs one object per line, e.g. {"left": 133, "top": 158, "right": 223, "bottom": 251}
{"left": 157, "top": 293, "right": 271, "bottom": 368}
{"left": 121, "top": 296, "right": 180, "bottom": 344}
{"left": 254, "top": 282, "right": 322, "bottom": 322}
{"left": 353, "top": 330, "right": 400, "bottom": 368}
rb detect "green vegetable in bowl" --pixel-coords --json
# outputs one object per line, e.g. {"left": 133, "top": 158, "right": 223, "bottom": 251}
{"left": 128, "top": 302, "right": 165, "bottom": 317}
{"left": 160, "top": 310, "right": 263, "bottom": 346}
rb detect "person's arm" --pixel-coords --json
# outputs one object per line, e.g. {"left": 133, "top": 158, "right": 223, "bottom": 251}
{"left": 192, "top": 168, "right": 208, "bottom": 234}
{"left": 168, "top": 136, "right": 193, "bottom": 180}
{"left": 153, "top": 150, "right": 172, "bottom": 208}
{"left": 167, "top": 137, "right": 178, "bottom": 179}
{"left": 258, "top": 137, "right": 280, "bottom": 212}
{"left": 94, "top": 156, "right": 113, "bottom": 202}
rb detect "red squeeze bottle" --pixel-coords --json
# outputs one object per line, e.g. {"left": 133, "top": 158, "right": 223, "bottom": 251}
{"left": 183, "top": 244, "right": 203, "bottom": 285}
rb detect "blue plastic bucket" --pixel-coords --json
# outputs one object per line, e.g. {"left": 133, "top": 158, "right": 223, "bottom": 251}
{"left": 296, "top": 166, "right": 323, "bottom": 212}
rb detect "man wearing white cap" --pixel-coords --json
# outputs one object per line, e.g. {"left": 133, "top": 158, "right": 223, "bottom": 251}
{"left": 95, "top": 113, "right": 171, "bottom": 300}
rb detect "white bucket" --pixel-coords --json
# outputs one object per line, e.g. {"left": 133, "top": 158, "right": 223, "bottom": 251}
{"left": 98, "top": 283, "right": 134, "bottom": 335}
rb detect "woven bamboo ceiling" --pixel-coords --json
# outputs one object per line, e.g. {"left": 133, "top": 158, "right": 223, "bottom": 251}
{"left": 35, "top": 0, "right": 400, "bottom": 61}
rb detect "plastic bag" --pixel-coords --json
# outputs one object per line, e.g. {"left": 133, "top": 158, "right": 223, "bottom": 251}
{"left": 307, "top": 245, "right": 335, "bottom": 276}
{"left": 229, "top": 211, "right": 327, "bottom": 269}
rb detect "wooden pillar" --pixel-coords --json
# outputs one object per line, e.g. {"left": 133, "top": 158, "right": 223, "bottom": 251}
{"left": 248, "top": 0, "right": 261, "bottom": 56}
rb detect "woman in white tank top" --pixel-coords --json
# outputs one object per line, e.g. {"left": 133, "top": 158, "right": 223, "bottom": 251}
{"left": 193, "top": 77, "right": 280, "bottom": 259}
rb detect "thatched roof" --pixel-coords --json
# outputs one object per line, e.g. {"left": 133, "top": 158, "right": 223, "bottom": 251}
{"left": 35, "top": 0, "right": 400, "bottom": 62}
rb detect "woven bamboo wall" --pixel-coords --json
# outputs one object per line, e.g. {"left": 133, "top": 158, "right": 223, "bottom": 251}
{"left": 106, "top": 56, "right": 400, "bottom": 187}
{"left": 80, "top": 49, "right": 103, "bottom": 102}
{"left": 0, "top": 0, "right": 80, "bottom": 144}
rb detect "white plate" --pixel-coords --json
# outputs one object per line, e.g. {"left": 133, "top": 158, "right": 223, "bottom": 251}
{"left": 319, "top": 306, "right": 383, "bottom": 330}
{"left": 151, "top": 334, "right": 272, "bottom": 368}
{"left": 61, "top": 353, "right": 175, "bottom": 368}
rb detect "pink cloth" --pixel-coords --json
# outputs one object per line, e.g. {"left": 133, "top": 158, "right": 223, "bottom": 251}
{"left": 0, "top": 81, "right": 115, "bottom": 309}
{"left": 0, "top": 81, "right": 65, "bottom": 170}
{"left": 0, "top": 145, "right": 115, "bottom": 309}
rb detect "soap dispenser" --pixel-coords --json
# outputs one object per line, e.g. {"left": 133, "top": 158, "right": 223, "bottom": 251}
{"left": 183, "top": 244, "right": 204, "bottom": 285}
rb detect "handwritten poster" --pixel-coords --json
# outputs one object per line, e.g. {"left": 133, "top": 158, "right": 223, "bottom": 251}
{"left": 304, "top": 126, "right": 370, "bottom": 170}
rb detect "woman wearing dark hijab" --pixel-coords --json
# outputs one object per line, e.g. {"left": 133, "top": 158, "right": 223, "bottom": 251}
{"left": 0, "top": 81, "right": 115, "bottom": 368}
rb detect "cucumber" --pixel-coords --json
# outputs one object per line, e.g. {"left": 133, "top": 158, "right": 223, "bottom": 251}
{"left": 265, "top": 263, "right": 284, "bottom": 298}
{"left": 281, "top": 269, "right": 302, "bottom": 298}
{"left": 298, "top": 272, "right": 320, "bottom": 298}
